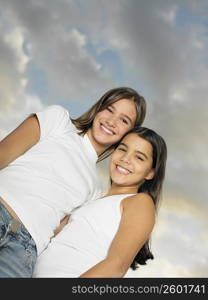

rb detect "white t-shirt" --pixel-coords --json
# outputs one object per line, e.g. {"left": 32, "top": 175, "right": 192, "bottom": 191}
{"left": 33, "top": 193, "right": 134, "bottom": 278}
{"left": 0, "top": 105, "right": 103, "bottom": 255}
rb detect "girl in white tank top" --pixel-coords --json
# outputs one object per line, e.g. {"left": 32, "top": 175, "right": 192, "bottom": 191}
{"left": 34, "top": 126, "right": 167, "bottom": 278}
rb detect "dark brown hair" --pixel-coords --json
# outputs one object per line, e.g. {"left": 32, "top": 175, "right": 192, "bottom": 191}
{"left": 114, "top": 126, "right": 167, "bottom": 270}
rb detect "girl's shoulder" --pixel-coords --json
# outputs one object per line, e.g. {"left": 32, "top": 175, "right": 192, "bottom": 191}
{"left": 122, "top": 192, "right": 155, "bottom": 211}
{"left": 120, "top": 193, "right": 156, "bottom": 231}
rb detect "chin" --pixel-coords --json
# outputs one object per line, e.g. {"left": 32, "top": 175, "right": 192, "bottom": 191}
{"left": 111, "top": 177, "right": 128, "bottom": 186}
{"left": 95, "top": 136, "right": 114, "bottom": 148}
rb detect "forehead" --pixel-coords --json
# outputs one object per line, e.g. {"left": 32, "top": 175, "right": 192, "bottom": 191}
{"left": 121, "top": 133, "right": 153, "bottom": 156}
{"left": 112, "top": 98, "right": 137, "bottom": 116}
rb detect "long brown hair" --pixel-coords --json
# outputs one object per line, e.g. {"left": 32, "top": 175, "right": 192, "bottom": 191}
{"left": 71, "top": 87, "right": 146, "bottom": 161}
{"left": 114, "top": 127, "right": 167, "bottom": 270}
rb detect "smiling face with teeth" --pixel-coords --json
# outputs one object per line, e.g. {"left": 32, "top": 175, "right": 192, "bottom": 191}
{"left": 109, "top": 133, "right": 155, "bottom": 194}
{"left": 87, "top": 98, "right": 137, "bottom": 155}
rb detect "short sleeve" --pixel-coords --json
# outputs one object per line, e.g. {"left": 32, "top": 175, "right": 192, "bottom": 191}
{"left": 35, "top": 105, "right": 73, "bottom": 140}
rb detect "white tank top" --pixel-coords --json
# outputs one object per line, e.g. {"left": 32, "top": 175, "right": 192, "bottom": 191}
{"left": 33, "top": 193, "right": 135, "bottom": 277}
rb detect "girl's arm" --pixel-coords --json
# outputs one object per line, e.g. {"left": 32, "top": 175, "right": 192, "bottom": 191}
{"left": 79, "top": 193, "right": 155, "bottom": 278}
{"left": 0, "top": 115, "right": 40, "bottom": 169}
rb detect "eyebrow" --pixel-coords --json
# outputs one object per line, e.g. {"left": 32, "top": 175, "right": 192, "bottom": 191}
{"left": 110, "top": 104, "right": 133, "bottom": 125}
{"left": 119, "top": 142, "right": 148, "bottom": 160}
{"left": 119, "top": 142, "right": 127, "bottom": 148}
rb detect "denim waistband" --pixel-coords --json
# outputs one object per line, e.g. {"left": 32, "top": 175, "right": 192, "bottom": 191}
{"left": 0, "top": 201, "right": 31, "bottom": 238}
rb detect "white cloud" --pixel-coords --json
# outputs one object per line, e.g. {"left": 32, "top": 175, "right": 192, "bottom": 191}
{"left": 4, "top": 27, "right": 30, "bottom": 73}
{"left": 0, "top": 39, "right": 27, "bottom": 112}
{"left": 0, "top": 0, "right": 113, "bottom": 104}
{"left": 157, "top": 5, "right": 178, "bottom": 25}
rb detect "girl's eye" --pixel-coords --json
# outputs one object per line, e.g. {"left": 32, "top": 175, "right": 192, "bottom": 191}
{"left": 122, "top": 119, "right": 128, "bottom": 125}
{"left": 117, "top": 147, "right": 126, "bottom": 152}
{"left": 106, "top": 107, "right": 113, "bottom": 113}
{"left": 137, "top": 156, "right": 144, "bottom": 161}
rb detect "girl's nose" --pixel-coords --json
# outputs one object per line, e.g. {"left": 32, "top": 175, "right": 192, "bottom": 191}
{"left": 106, "top": 116, "right": 117, "bottom": 128}
{"left": 120, "top": 153, "right": 131, "bottom": 164}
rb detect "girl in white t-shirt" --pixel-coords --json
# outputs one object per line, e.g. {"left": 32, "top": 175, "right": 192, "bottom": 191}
{"left": 0, "top": 87, "right": 146, "bottom": 277}
{"left": 33, "top": 126, "right": 167, "bottom": 278}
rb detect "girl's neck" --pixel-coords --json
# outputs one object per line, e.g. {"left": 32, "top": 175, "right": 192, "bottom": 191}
{"left": 104, "top": 185, "right": 138, "bottom": 197}
{"left": 86, "top": 129, "right": 107, "bottom": 156}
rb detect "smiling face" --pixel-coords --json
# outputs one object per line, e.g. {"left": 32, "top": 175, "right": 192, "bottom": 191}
{"left": 87, "top": 98, "right": 137, "bottom": 155}
{"left": 109, "top": 133, "right": 155, "bottom": 192}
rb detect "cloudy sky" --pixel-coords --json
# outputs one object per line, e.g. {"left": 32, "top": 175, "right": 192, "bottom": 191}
{"left": 0, "top": 0, "right": 207, "bottom": 277}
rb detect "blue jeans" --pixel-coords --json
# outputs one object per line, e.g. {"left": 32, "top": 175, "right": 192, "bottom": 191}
{"left": 0, "top": 201, "right": 37, "bottom": 277}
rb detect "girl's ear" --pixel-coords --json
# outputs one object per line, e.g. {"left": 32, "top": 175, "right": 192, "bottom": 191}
{"left": 145, "top": 168, "right": 155, "bottom": 180}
